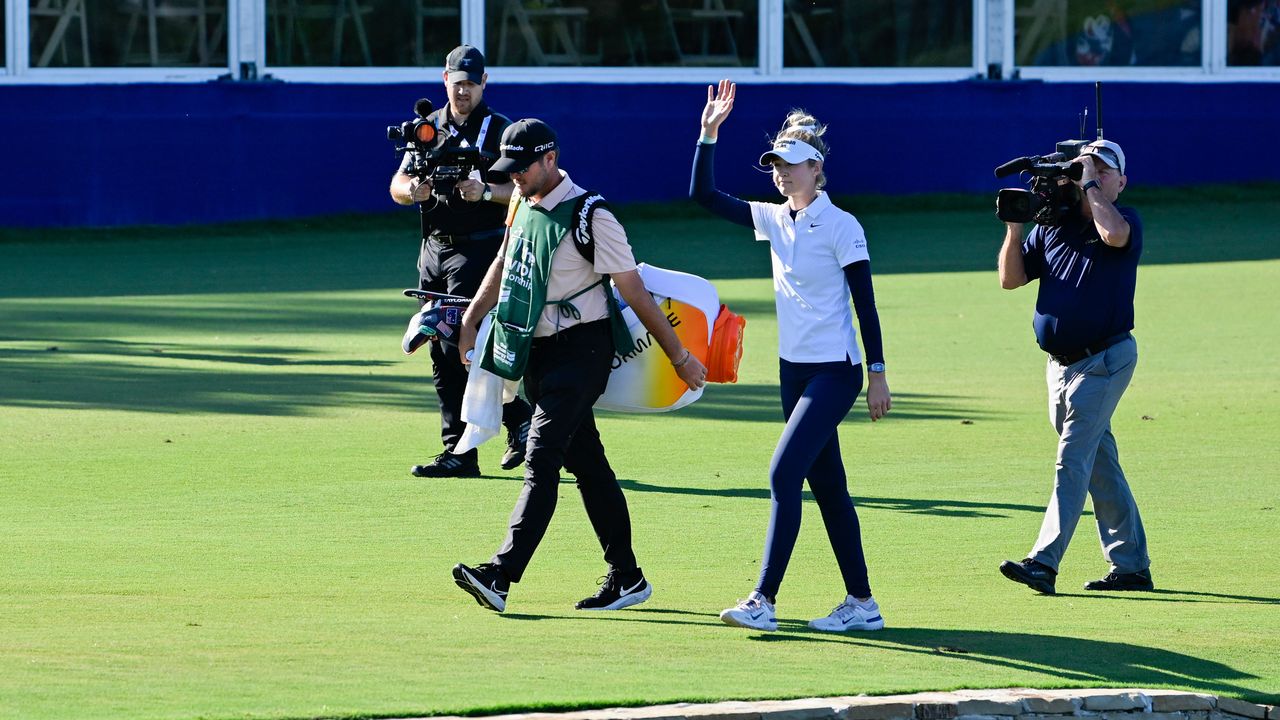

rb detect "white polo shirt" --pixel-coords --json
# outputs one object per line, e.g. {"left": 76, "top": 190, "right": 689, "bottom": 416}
{"left": 748, "top": 192, "right": 869, "bottom": 364}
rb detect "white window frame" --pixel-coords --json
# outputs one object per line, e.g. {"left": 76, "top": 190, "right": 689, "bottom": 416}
{"left": 1006, "top": 0, "right": 1280, "bottom": 83}
{"left": 768, "top": 0, "right": 987, "bottom": 83}
{"left": 266, "top": 0, "right": 986, "bottom": 84}
{"left": 261, "top": 0, "right": 478, "bottom": 83}
{"left": 1209, "top": 0, "right": 1280, "bottom": 79}
{"left": 2, "top": 0, "right": 238, "bottom": 83}
{"left": 2, "top": 0, "right": 1278, "bottom": 84}
{"left": 3, "top": 0, "right": 13, "bottom": 76}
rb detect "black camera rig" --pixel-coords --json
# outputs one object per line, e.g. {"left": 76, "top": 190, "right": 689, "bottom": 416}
{"left": 993, "top": 141, "right": 1087, "bottom": 225}
{"left": 994, "top": 83, "right": 1106, "bottom": 226}
{"left": 387, "top": 98, "right": 480, "bottom": 200}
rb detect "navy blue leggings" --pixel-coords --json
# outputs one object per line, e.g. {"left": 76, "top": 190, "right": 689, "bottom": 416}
{"left": 757, "top": 358, "right": 871, "bottom": 601}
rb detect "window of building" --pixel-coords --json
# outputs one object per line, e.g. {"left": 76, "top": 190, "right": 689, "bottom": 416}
{"left": 1014, "top": 0, "right": 1202, "bottom": 67}
{"left": 266, "top": 0, "right": 461, "bottom": 67}
{"left": 27, "top": 0, "right": 229, "bottom": 68}
{"left": 482, "top": 0, "right": 758, "bottom": 67}
{"left": 783, "top": 0, "right": 974, "bottom": 68}
{"left": 1227, "top": 0, "right": 1280, "bottom": 66}
{"left": 3, "top": 1, "right": 1279, "bottom": 81}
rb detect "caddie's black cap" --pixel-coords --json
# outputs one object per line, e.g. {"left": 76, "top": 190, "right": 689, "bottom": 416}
{"left": 445, "top": 45, "right": 485, "bottom": 82}
{"left": 491, "top": 119, "right": 558, "bottom": 173}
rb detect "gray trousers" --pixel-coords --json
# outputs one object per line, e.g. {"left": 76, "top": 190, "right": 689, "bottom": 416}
{"left": 1030, "top": 337, "right": 1150, "bottom": 574}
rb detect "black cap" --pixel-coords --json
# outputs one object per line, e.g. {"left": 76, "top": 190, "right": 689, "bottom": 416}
{"left": 445, "top": 45, "right": 485, "bottom": 82}
{"left": 491, "top": 119, "right": 558, "bottom": 173}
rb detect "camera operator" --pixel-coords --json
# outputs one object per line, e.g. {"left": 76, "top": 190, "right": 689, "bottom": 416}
{"left": 389, "top": 44, "right": 532, "bottom": 479}
{"left": 996, "top": 140, "right": 1154, "bottom": 595}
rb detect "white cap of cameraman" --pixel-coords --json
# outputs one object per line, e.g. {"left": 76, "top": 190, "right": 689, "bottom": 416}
{"left": 1080, "top": 139, "right": 1125, "bottom": 174}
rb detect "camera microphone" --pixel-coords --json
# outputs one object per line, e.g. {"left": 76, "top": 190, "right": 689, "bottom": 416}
{"left": 994, "top": 156, "right": 1036, "bottom": 178}
{"left": 414, "top": 98, "right": 434, "bottom": 119}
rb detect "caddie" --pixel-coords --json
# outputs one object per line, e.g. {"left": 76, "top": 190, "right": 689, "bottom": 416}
{"left": 451, "top": 119, "right": 706, "bottom": 613}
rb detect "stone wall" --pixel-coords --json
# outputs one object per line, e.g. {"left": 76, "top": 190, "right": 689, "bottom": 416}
{"left": 411, "top": 689, "right": 1275, "bottom": 720}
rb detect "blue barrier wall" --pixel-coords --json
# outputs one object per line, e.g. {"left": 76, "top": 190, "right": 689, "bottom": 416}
{"left": 2, "top": 80, "right": 1277, "bottom": 227}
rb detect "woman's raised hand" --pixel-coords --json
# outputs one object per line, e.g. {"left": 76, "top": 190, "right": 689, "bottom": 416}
{"left": 700, "top": 78, "right": 736, "bottom": 138}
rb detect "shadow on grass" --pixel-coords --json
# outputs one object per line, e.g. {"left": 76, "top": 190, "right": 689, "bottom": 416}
{"left": 3, "top": 186, "right": 1278, "bottom": 299}
{"left": 451, "top": 471, "right": 1046, "bottom": 519}
{"left": 0, "top": 296, "right": 435, "bottom": 414}
{"left": 616, "top": 477, "right": 1045, "bottom": 518}
{"left": 856, "top": 496, "right": 1045, "bottom": 517}
{"left": 502, "top": 608, "right": 722, "bottom": 626}
{"left": 498, "top": 608, "right": 1264, "bottom": 700}
{"left": 747, "top": 626, "right": 1262, "bottom": 699}
{"left": 1, "top": 304, "right": 999, "bottom": 422}
{"left": 1056, "top": 589, "right": 1279, "bottom": 605}
{"left": 1, "top": 348, "right": 991, "bottom": 420}
{"left": 0, "top": 338, "right": 396, "bottom": 367}
{"left": 0, "top": 345, "right": 424, "bottom": 416}
{"left": 0, "top": 295, "right": 411, "bottom": 336}
{"left": 664, "top": 386, "right": 1003, "bottom": 424}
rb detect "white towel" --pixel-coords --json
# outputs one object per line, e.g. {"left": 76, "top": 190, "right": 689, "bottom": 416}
{"left": 456, "top": 315, "right": 518, "bottom": 454}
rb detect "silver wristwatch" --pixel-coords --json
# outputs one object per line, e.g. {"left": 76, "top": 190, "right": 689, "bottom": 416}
{"left": 481, "top": 185, "right": 493, "bottom": 202}
{"left": 868, "top": 362, "right": 886, "bottom": 373}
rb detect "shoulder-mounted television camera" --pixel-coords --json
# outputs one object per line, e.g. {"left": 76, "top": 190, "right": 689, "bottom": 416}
{"left": 387, "top": 98, "right": 480, "bottom": 200}
{"left": 993, "top": 141, "right": 1086, "bottom": 225}
{"left": 994, "top": 82, "right": 1109, "bottom": 226}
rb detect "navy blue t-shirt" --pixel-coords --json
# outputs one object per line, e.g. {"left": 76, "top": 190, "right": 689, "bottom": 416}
{"left": 1021, "top": 206, "right": 1143, "bottom": 355}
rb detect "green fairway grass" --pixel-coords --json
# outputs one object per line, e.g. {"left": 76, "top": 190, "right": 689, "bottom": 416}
{"left": 2, "top": 189, "right": 1277, "bottom": 720}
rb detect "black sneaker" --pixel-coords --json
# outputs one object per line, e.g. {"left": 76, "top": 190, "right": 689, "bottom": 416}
{"left": 410, "top": 452, "right": 479, "bottom": 478}
{"left": 452, "top": 563, "right": 509, "bottom": 612}
{"left": 999, "top": 557, "right": 1057, "bottom": 594}
{"left": 575, "top": 569, "right": 653, "bottom": 611}
{"left": 1084, "top": 568, "right": 1154, "bottom": 591}
{"left": 500, "top": 420, "right": 530, "bottom": 471}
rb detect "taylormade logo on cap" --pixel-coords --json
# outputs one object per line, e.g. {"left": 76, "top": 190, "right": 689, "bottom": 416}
{"left": 492, "top": 119, "right": 559, "bottom": 173}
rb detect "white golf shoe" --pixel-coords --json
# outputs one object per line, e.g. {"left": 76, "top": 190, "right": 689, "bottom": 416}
{"left": 808, "top": 595, "right": 884, "bottom": 632}
{"left": 719, "top": 591, "right": 778, "bottom": 631}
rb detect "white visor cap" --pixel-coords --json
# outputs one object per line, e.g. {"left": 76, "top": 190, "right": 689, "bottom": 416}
{"left": 1080, "top": 139, "right": 1126, "bottom": 174}
{"left": 759, "top": 137, "right": 824, "bottom": 166}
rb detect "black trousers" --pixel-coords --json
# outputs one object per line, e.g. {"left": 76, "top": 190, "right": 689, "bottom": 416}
{"left": 419, "top": 232, "right": 531, "bottom": 457}
{"left": 491, "top": 320, "right": 637, "bottom": 582}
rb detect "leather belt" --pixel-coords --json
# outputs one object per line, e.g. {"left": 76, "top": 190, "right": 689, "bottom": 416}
{"left": 429, "top": 229, "right": 504, "bottom": 245}
{"left": 1049, "top": 332, "right": 1132, "bottom": 366}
